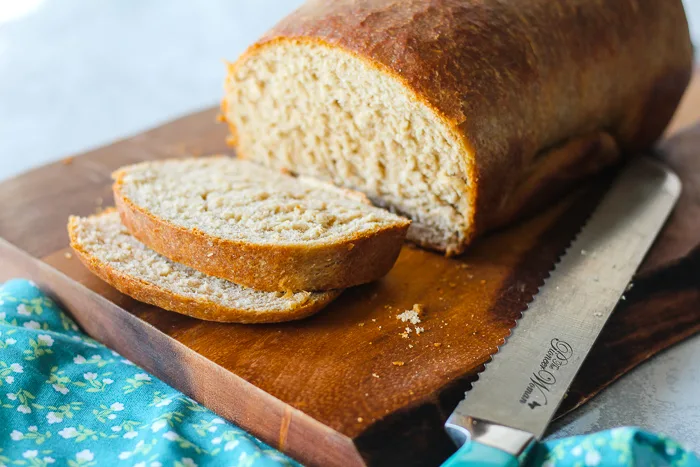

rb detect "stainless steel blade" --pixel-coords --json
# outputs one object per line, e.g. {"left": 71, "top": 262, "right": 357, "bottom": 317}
{"left": 446, "top": 157, "right": 680, "bottom": 445}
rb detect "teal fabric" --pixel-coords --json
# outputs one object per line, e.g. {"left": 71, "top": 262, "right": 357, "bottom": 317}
{"left": 528, "top": 428, "right": 700, "bottom": 467}
{"left": 1, "top": 279, "right": 698, "bottom": 467}
{"left": 0, "top": 279, "right": 298, "bottom": 467}
{"left": 442, "top": 429, "right": 700, "bottom": 467}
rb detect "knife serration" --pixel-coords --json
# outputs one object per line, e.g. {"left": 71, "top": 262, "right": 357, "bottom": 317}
{"left": 446, "top": 158, "right": 680, "bottom": 441}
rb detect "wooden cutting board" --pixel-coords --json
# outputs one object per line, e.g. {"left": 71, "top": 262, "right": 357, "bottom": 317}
{"left": 0, "top": 74, "right": 699, "bottom": 466}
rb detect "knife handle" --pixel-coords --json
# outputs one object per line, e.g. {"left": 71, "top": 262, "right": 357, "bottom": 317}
{"left": 443, "top": 417, "right": 535, "bottom": 466}
{"left": 442, "top": 441, "right": 519, "bottom": 467}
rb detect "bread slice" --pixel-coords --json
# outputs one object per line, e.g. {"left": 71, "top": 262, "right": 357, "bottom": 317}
{"left": 222, "top": 0, "right": 692, "bottom": 255}
{"left": 68, "top": 210, "right": 341, "bottom": 323}
{"left": 113, "top": 157, "right": 410, "bottom": 292}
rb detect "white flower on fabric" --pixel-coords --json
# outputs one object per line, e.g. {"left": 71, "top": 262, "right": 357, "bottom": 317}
{"left": 10, "top": 363, "right": 23, "bottom": 373}
{"left": 102, "top": 378, "right": 114, "bottom": 385}
{"left": 224, "top": 440, "right": 239, "bottom": 451}
{"left": 52, "top": 384, "right": 69, "bottom": 395}
{"left": 58, "top": 427, "right": 78, "bottom": 439}
{"left": 107, "top": 414, "right": 117, "bottom": 420}
{"left": 6, "top": 393, "right": 16, "bottom": 400}
{"left": 75, "top": 450, "right": 94, "bottom": 462}
{"left": 28, "top": 281, "right": 37, "bottom": 288}
{"left": 666, "top": 444, "right": 678, "bottom": 456}
{"left": 155, "top": 399, "right": 172, "bottom": 407}
{"left": 121, "top": 359, "right": 135, "bottom": 366}
{"left": 46, "top": 412, "right": 63, "bottom": 424}
{"left": 134, "top": 373, "right": 151, "bottom": 381}
{"left": 585, "top": 450, "right": 602, "bottom": 466}
{"left": 180, "top": 459, "right": 197, "bottom": 467}
{"left": 27, "top": 426, "right": 37, "bottom": 432}
{"left": 118, "top": 452, "right": 131, "bottom": 460}
{"left": 10, "top": 430, "right": 23, "bottom": 441}
{"left": 572, "top": 446, "right": 583, "bottom": 456}
{"left": 123, "top": 431, "right": 138, "bottom": 439}
{"left": 542, "top": 462, "right": 555, "bottom": 467}
{"left": 73, "top": 355, "right": 86, "bottom": 364}
{"left": 5, "top": 338, "right": 16, "bottom": 345}
{"left": 162, "top": 431, "right": 179, "bottom": 441}
{"left": 22, "top": 450, "right": 37, "bottom": 459}
{"left": 91, "top": 355, "right": 101, "bottom": 360}
{"left": 43, "top": 457, "right": 55, "bottom": 464}
{"left": 5, "top": 376, "right": 14, "bottom": 384}
{"left": 83, "top": 372, "right": 97, "bottom": 381}
{"left": 17, "top": 405, "right": 31, "bottom": 414}
{"left": 133, "top": 462, "right": 146, "bottom": 467}
{"left": 111, "top": 426, "right": 121, "bottom": 432}
{"left": 110, "top": 402, "right": 124, "bottom": 411}
{"left": 16, "top": 304, "right": 31, "bottom": 316}
{"left": 151, "top": 420, "right": 167, "bottom": 433}
{"left": 211, "top": 437, "right": 222, "bottom": 445}
{"left": 111, "top": 350, "right": 119, "bottom": 357}
{"left": 150, "top": 462, "right": 162, "bottom": 467}
{"left": 207, "top": 426, "right": 217, "bottom": 433}
{"left": 212, "top": 418, "right": 225, "bottom": 424}
{"left": 23, "top": 321, "right": 40, "bottom": 330}
{"left": 37, "top": 334, "right": 54, "bottom": 346}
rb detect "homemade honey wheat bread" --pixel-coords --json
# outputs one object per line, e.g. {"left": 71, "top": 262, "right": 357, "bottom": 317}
{"left": 113, "top": 157, "right": 410, "bottom": 292}
{"left": 68, "top": 210, "right": 341, "bottom": 323}
{"left": 222, "top": 0, "right": 693, "bottom": 255}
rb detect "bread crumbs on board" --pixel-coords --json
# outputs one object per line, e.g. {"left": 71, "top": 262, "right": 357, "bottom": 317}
{"left": 372, "top": 373, "right": 380, "bottom": 378}
{"left": 392, "top": 361, "right": 405, "bottom": 367}
{"left": 397, "top": 304, "right": 423, "bottom": 325}
{"left": 63, "top": 252, "right": 73, "bottom": 259}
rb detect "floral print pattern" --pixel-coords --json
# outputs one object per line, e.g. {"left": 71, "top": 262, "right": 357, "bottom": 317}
{"left": 527, "top": 427, "right": 700, "bottom": 466}
{"left": 0, "top": 279, "right": 298, "bottom": 466}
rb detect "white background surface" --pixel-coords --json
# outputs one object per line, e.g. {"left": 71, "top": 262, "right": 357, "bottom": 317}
{"left": 0, "top": 0, "right": 698, "bottom": 453}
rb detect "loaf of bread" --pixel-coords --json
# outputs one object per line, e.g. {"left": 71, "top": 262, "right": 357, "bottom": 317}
{"left": 113, "top": 157, "right": 410, "bottom": 292}
{"left": 222, "top": 0, "right": 693, "bottom": 255}
{"left": 68, "top": 210, "right": 341, "bottom": 323}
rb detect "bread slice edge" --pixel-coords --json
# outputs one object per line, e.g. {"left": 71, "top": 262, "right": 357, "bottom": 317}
{"left": 67, "top": 213, "right": 341, "bottom": 324}
{"left": 112, "top": 162, "right": 410, "bottom": 292}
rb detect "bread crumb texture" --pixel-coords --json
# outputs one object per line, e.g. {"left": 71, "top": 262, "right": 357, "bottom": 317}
{"left": 69, "top": 210, "right": 337, "bottom": 314}
{"left": 116, "top": 156, "right": 409, "bottom": 246}
{"left": 397, "top": 303, "right": 424, "bottom": 324}
{"left": 225, "top": 42, "right": 471, "bottom": 251}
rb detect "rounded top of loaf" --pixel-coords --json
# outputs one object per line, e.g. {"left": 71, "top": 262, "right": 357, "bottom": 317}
{"left": 227, "top": 0, "right": 692, "bottom": 252}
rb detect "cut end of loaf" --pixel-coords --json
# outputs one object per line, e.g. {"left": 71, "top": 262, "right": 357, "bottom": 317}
{"left": 68, "top": 210, "right": 341, "bottom": 323}
{"left": 223, "top": 39, "right": 475, "bottom": 255}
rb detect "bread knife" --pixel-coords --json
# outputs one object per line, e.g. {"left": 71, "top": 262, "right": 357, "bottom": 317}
{"left": 442, "top": 157, "right": 681, "bottom": 467}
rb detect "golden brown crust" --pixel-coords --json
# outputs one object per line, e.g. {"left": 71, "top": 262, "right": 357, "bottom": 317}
{"left": 113, "top": 173, "right": 411, "bottom": 292}
{"left": 225, "top": 0, "right": 693, "bottom": 254}
{"left": 67, "top": 215, "right": 342, "bottom": 324}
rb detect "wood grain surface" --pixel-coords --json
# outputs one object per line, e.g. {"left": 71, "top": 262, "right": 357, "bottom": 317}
{"left": 0, "top": 72, "right": 698, "bottom": 466}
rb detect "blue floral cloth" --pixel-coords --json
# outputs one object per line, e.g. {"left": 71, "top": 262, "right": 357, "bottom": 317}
{"left": 0, "top": 279, "right": 297, "bottom": 467}
{"left": 529, "top": 428, "right": 700, "bottom": 467}
{"left": 1, "top": 278, "right": 698, "bottom": 467}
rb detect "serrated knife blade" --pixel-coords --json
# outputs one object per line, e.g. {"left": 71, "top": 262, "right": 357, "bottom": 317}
{"left": 443, "top": 158, "right": 681, "bottom": 466}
